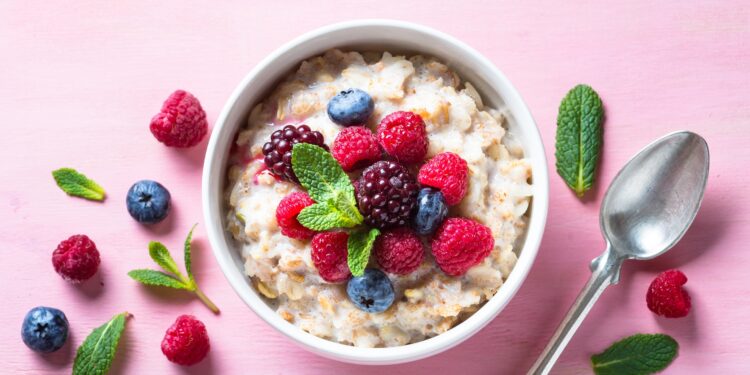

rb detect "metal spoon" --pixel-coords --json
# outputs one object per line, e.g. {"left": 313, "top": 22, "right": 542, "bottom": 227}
{"left": 529, "top": 131, "right": 710, "bottom": 375}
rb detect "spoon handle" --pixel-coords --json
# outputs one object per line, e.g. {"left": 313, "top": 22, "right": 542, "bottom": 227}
{"left": 528, "top": 248, "right": 625, "bottom": 375}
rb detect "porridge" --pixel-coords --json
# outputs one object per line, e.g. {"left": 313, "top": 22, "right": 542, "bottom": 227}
{"left": 225, "top": 49, "right": 532, "bottom": 347}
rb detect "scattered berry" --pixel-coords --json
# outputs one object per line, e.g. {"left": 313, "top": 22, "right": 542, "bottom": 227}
{"left": 647, "top": 269, "right": 691, "bottom": 318}
{"left": 374, "top": 227, "right": 424, "bottom": 275}
{"left": 149, "top": 90, "right": 208, "bottom": 147}
{"left": 276, "top": 192, "right": 316, "bottom": 240}
{"left": 21, "top": 306, "right": 69, "bottom": 353}
{"left": 311, "top": 232, "right": 351, "bottom": 283}
{"left": 432, "top": 218, "right": 494, "bottom": 276}
{"left": 262, "top": 124, "right": 328, "bottom": 182}
{"left": 347, "top": 269, "right": 395, "bottom": 313}
{"left": 355, "top": 161, "right": 419, "bottom": 229}
{"left": 331, "top": 126, "right": 381, "bottom": 171}
{"left": 413, "top": 188, "right": 449, "bottom": 235}
{"left": 418, "top": 152, "right": 469, "bottom": 205}
{"left": 377, "top": 111, "right": 428, "bottom": 164}
{"left": 327, "top": 88, "right": 374, "bottom": 126}
{"left": 126, "top": 180, "right": 171, "bottom": 224}
{"left": 161, "top": 315, "right": 210, "bottom": 366}
{"left": 52, "top": 234, "right": 100, "bottom": 283}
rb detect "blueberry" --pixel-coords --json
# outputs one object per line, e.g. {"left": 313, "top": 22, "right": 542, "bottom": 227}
{"left": 327, "top": 88, "right": 374, "bottom": 126}
{"left": 346, "top": 268, "right": 395, "bottom": 313}
{"left": 21, "top": 306, "right": 69, "bottom": 353}
{"left": 413, "top": 188, "right": 449, "bottom": 235}
{"left": 126, "top": 180, "right": 171, "bottom": 224}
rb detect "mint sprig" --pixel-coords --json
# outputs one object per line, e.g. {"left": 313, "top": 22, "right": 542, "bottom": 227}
{"left": 291, "top": 143, "right": 363, "bottom": 230}
{"left": 73, "top": 312, "right": 129, "bottom": 375}
{"left": 591, "top": 333, "right": 678, "bottom": 375}
{"left": 554, "top": 84, "right": 604, "bottom": 197}
{"left": 347, "top": 228, "right": 380, "bottom": 276}
{"left": 52, "top": 167, "right": 106, "bottom": 201}
{"left": 128, "top": 225, "right": 220, "bottom": 314}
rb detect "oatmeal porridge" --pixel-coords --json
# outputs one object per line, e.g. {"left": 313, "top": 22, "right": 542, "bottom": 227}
{"left": 225, "top": 49, "right": 532, "bottom": 347}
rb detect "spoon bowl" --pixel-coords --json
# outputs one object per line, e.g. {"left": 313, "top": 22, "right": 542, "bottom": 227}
{"left": 601, "top": 131, "right": 710, "bottom": 259}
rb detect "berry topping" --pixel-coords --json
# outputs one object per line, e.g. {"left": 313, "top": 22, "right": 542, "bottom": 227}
{"left": 311, "top": 232, "right": 351, "bottom": 283}
{"left": 276, "top": 192, "right": 316, "bottom": 240}
{"left": 377, "top": 111, "right": 428, "bottom": 164}
{"left": 346, "top": 268, "right": 395, "bottom": 313}
{"left": 374, "top": 227, "right": 424, "bottom": 275}
{"left": 21, "top": 306, "right": 69, "bottom": 353}
{"left": 262, "top": 124, "right": 328, "bottom": 182}
{"left": 413, "top": 188, "right": 449, "bottom": 235}
{"left": 355, "top": 161, "right": 419, "bottom": 229}
{"left": 418, "top": 152, "right": 469, "bottom": 205}
{"left": 52, "top": 234, "right": 100, "bottom": 283}
{"left": 161, "top": 315, "right": 210, "bottom": 366}
{"left": 149, "top": 90, "right": 208, "bottom": 148}
{"left": 327, "top": 88, "right": 374, "bottom": 126}
{"left": 431, "top": 218, "right": 494, "bottom": 276}
{"left": 331, "top": 126, "right": 381, "bottom": 171}
{"left": 126, "top": 180, "right": 171, "bottom": 224}
{"left": 647, "top": 269, "right": 691, "bottom": 318}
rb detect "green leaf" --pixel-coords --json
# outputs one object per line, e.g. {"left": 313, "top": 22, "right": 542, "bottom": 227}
{"left": 148, "top": 241, "right": 181, "bottom": 276}
{"left": 591, "top": 333, "right": 679, "bottom": 375}
{"left": 297, "top": 192, "right": 363, "bottom": 231}
{"left": 52, "top": 168, "right": 106, "bottom": 201}
{"left": 291, "top": 143, "right": 363, "bottom": 230}
{"left": 291, "top": 143, "right": 354, "bottom": 203}
{"left": 554, "top": 84, "right": 604, "bottom": 197}
{"left": 184, "top": 224, "right": 197, "bottom": 285}
{"left": 127, "top": 269, "right": 191, "bottom": 290}
{"left": 127, "top": 225, "right": 219, "bottom": 314}
{"left": 73, "top": 312, "right": 129, "bottom": 375}
{"left": 347, "top": 228, "right": 380, "bottom": 277}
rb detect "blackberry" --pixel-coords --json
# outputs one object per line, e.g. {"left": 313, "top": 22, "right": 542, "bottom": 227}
{"left": 262, "top": 124, "right": 328, "bottom": 182}
{"left": 355, "top": 161, "right": 419, "bottom": 229}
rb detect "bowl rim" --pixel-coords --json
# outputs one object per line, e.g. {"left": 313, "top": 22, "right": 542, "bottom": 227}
{"left": 202, "top": 19, "right": 549, "bottom": 365}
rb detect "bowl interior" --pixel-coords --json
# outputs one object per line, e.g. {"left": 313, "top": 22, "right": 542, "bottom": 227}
{"left": 203, "top": 20, "right": 549, "bottom": 364}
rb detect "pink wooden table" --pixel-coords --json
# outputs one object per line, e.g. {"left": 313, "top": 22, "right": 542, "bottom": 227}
{"left": 2, "top": 2, "right": 748, "bottom": 374}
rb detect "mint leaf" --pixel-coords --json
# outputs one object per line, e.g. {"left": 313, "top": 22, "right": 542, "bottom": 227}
{"left": 297, "top": 202, "right": 348, "bottom": 230}
{"left": 298, "top": 192, "right": 363, "bottom": 230}
{"left": 52, "top": 168, "right": 106, "bottom": 201}
{"left": 347, "top": 228, "right": 380, "bottom": 276}
{"left": 127, "top": 269, "right": 190, "bottom": 290}
{"left": 291, "top": 143, "right": 354, "bottom": 203}
{"left": 554, "top": 84, "right": 604, "bottom": 197}
{"left": 73, "top": 312, "right": 128, "bottom": 375}
{"left": 591, "top": 333, "right": 678, "bottom": 375}
{"left": 184, "top": 224, "right": 197, "bottom": 284}
{"left": 128, "top": 226, "right": 220, "bottom": 314}
{"left": 291, "top": 143, "right": 363, "bottom": 230}
{"left": 148, "top": 241, "right": 182, "bottom": 276}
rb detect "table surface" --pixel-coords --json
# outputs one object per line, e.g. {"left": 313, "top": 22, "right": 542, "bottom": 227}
{"left": 2, "top": 1, "right": 748, "bottom": 374}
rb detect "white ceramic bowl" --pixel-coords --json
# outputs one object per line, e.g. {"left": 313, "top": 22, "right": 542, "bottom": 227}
{"left": 203, "top": 19, "right": 549, "bottom": 365}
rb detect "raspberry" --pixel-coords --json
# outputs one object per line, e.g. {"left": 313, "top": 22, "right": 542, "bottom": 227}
{"left": 331, "top": 126, "right": 381, "bottom": 171}
{"left": 431, "top": 218, "right": 494, "bottom": 276}
{"left": 161, "top": 315, "right": 210, "bottom": 366}
{"left": 355, "top": 161, "right": 420, "bottom": 229}
{"left": 276, "top": 192, "right": 316, "bottom": 240}
{"left": 646, "top": 269, "right": 691, "bottom": 318}
{"left": 150, "top": 90, "right": 208, "bottom": 148}
{"left": 311, "top": 232, "right": 351, "bottom": 283}
{"left": 374, "top": 227, "right": 424, "bottom": 275}
{"left": 418, "top": 152, "right": 469, "bottom": 205}
{"left": 377, "top": 111, "right": 428, "bottom": 164}
{"left": 51, "top": 235, "right": 100, "bottom": 283}
{"left": 262, "top": 124, "right": 328, "bottom": 182}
